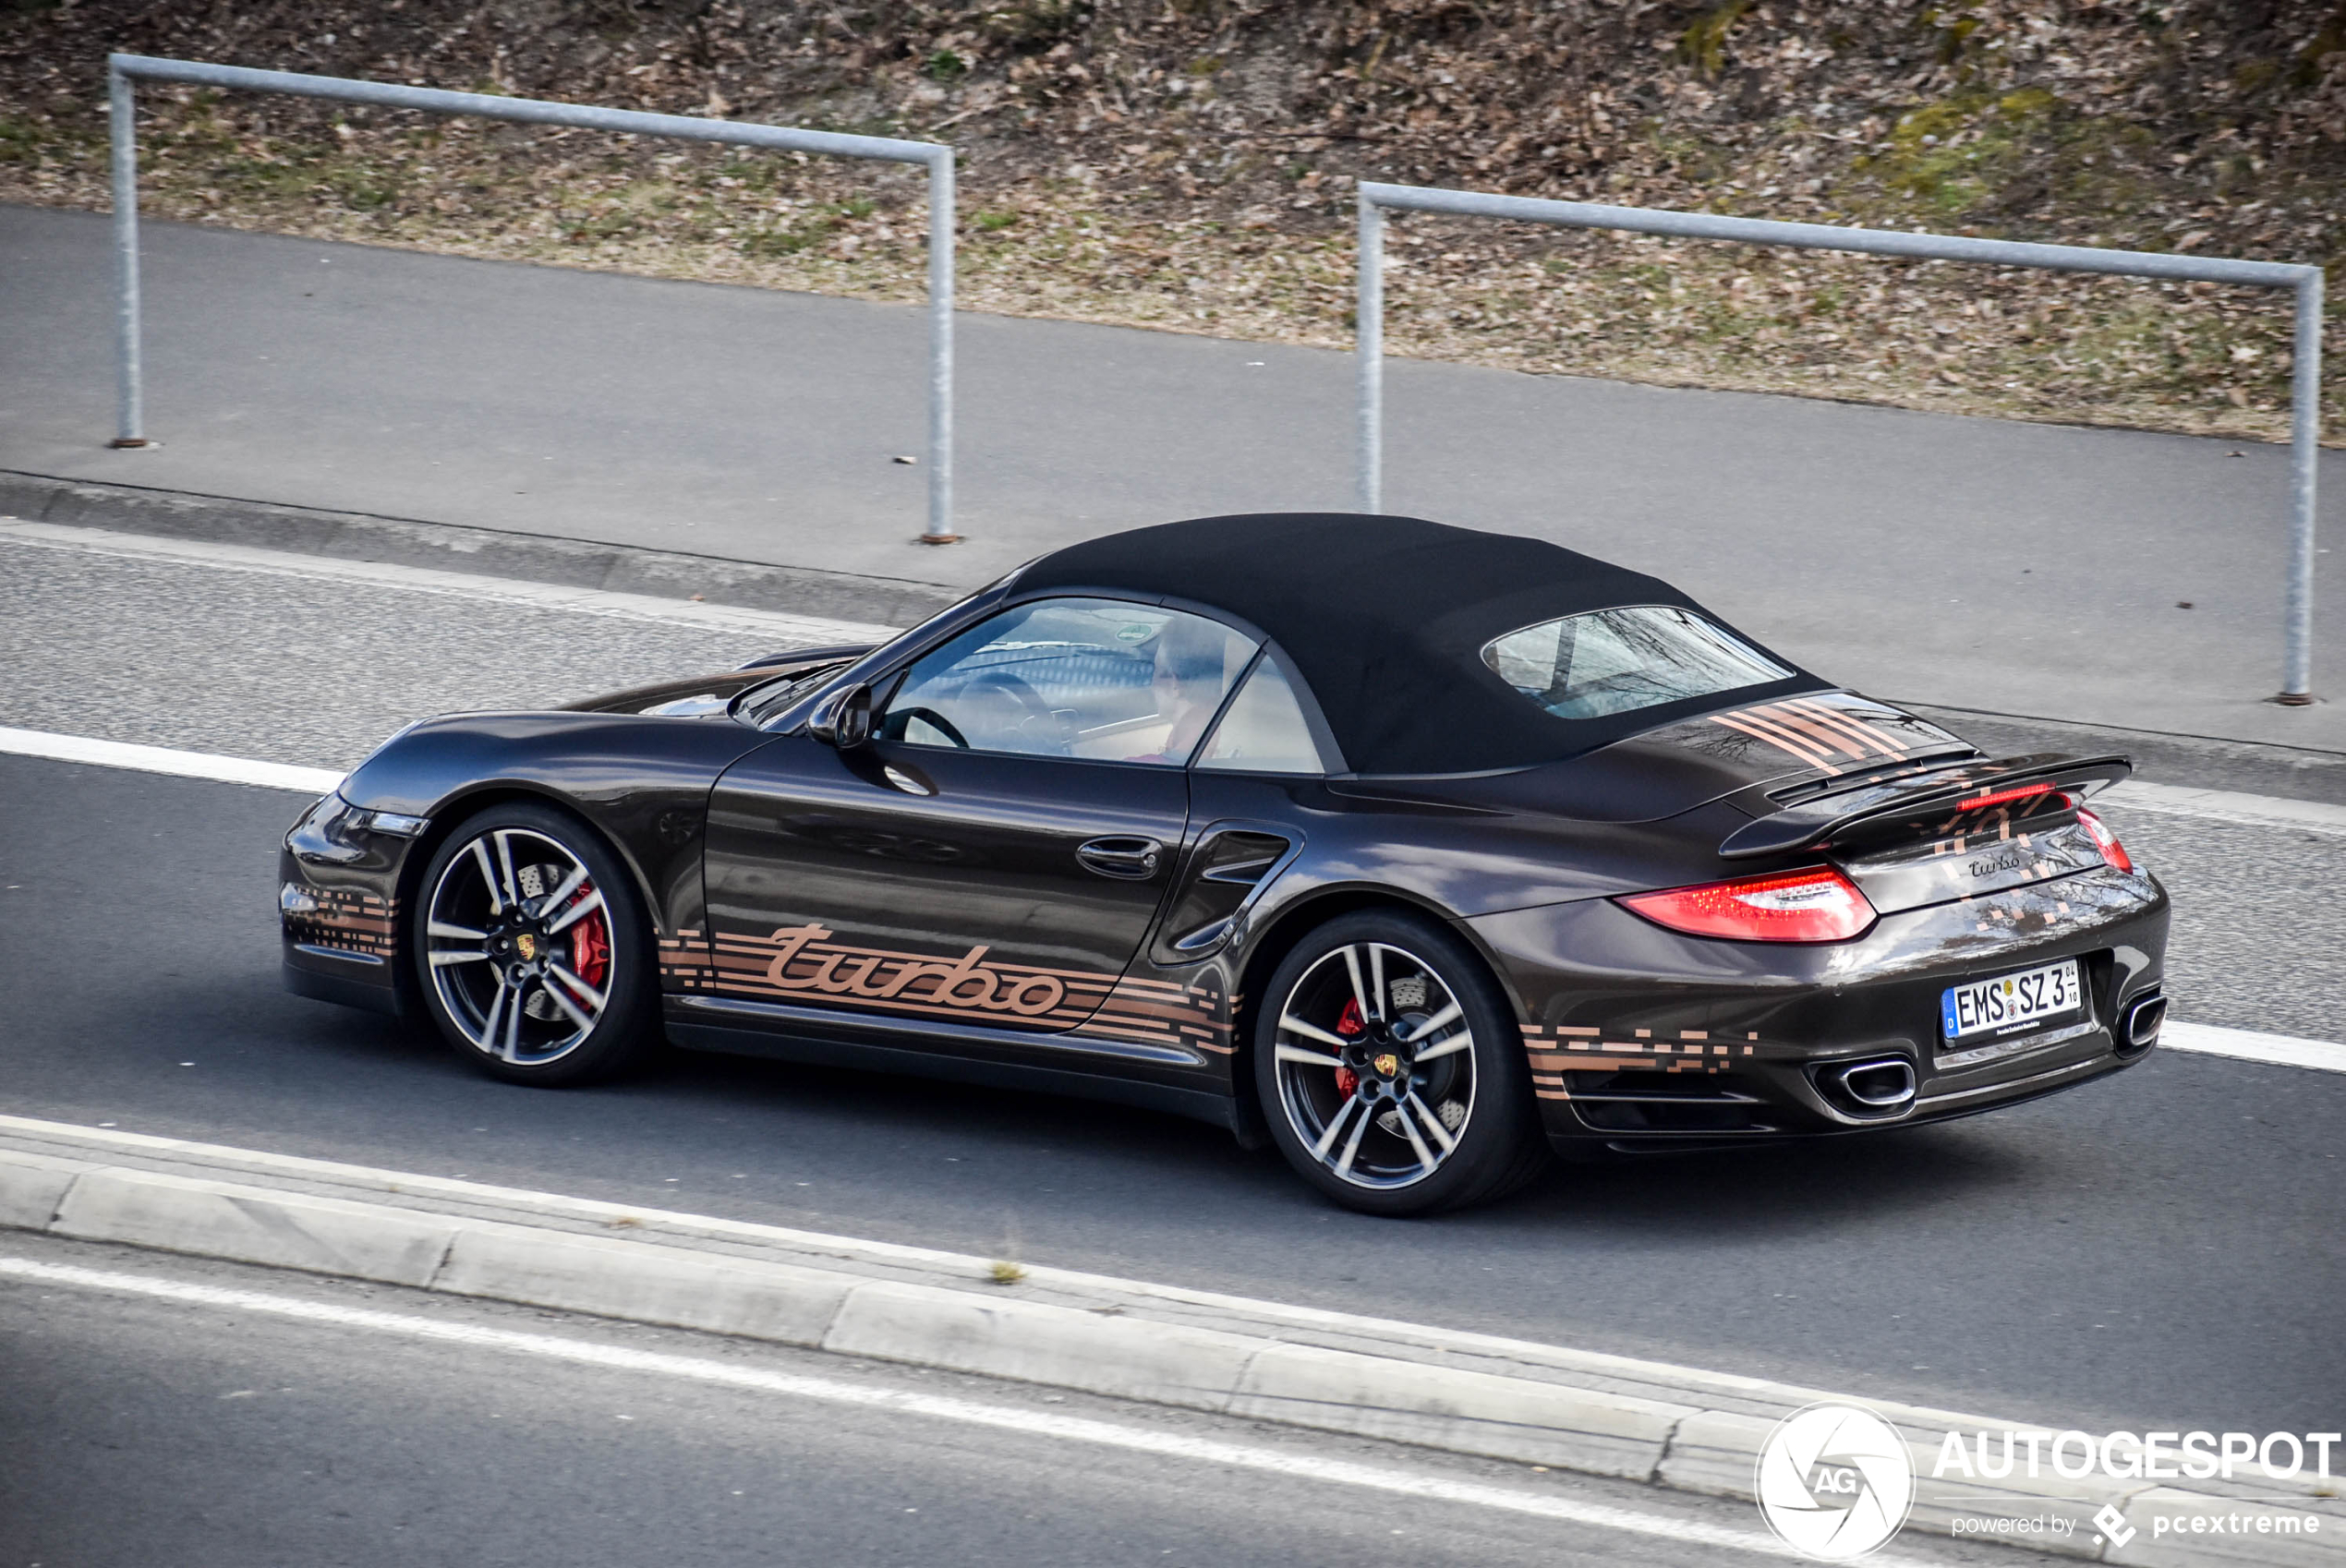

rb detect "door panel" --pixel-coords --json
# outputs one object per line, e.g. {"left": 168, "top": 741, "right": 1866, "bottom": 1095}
{"left": 700, "top": 734, "right": 1189, "bottom": 1035}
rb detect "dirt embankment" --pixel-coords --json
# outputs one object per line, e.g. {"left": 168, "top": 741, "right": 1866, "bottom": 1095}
{"left": 4, "top": 1, "right": 2342, "bottom": 440}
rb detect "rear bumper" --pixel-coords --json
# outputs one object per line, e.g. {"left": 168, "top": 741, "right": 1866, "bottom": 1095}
{"left": 1465, "top": 863, "right": 2170, "bottom": 1157}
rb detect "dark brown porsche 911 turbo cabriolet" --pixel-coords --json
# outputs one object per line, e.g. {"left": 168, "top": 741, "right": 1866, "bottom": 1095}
{"left": 281, "top": 513, "right": 2169, "bottom": 1213}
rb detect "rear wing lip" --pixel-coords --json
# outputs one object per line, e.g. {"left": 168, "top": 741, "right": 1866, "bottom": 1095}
{"left": 1717, "top": 752, "right": 2134, "bottom": 861}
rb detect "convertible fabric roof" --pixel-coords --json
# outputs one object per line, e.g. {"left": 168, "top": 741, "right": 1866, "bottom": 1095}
{"left": 1014, "top": 513, "right": 1822, "bottom": 776}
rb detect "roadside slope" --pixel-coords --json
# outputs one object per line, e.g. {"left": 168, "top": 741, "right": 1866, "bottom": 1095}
{"left": 2, "top": 1, "right": 2339, "bottom": 441}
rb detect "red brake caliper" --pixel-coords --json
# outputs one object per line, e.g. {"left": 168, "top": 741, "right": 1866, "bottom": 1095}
{"left": 570, "top": 892, "right": 611, "bottom": 989}
{"left": 1333, "top": 997, "right": 1363, "bottom": 1097}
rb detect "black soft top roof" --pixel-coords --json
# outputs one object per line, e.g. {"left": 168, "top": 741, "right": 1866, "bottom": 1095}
{"left": 1015, "top": 513, "right": 1823, "bottom": 776}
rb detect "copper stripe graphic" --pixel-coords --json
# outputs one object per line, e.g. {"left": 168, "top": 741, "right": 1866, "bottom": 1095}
{"left": 662, "top": 924, "right": 1230, "bottom": 1057}
{"left": 1524, "top": 1028, "right": 1776, "bottom": 1090}
{"left": 284, "top": 888, "right": 398, "bottom": 959}
{"left": 1776, "top": 697, "right": 1893, "bottom": 757}
{"left": 1766, "top": 700, "right": 1906, "bottom": 761}
{"left": 1711, "top": 708, "right": 1843, "bottom": 773}
{"left": 1784, "top": 696, "right": 1910, "bottom": 757}
{"left": 1762, "top": 703, "right": 1875, "bottom": 760}
{"left": 1707, "top": 694, "right": 1946, "bottom": 775}
{"left": 1734, "top": 704, "right": 1856, "bottom": 766}
{"left": 1770, "top": 702, "right": 1896, "bottom": 761}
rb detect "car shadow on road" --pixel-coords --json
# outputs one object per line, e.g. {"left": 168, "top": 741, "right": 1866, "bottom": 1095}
{"left": 623, "top": 1039, "right": 2043, "bottom": 1241}
{"left": 392, "top": 1005, "right": 2038, "bottom": 1201}
{"left": 1493, "top": 1124, "right": 2041, "bottom": 1237}
{"left": 186, "top": 974, "right": 2062, "bottom": 1259}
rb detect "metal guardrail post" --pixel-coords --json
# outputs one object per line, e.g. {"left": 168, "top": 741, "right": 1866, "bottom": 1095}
{"left": 2281, "top": 269, "right": 2327, "bottom": 705}
{"left": 1356, "top": 190, "right": 1384, "bottom": 516}
{"left": 103, "top": 54, "right": 961, "bottom": 541}
{"left": 107, "top": 62, "right": 146, "bottom": 448}
{"left": 921, "top": 148, "right": 957, "bottom": 544}
{"left": 1355, "top": 180, "right": 2327, "bottom": 703}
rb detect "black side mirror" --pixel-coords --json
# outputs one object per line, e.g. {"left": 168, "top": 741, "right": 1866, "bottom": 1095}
{"left": 807, "top": 682, "right": 874, "bottom": 750}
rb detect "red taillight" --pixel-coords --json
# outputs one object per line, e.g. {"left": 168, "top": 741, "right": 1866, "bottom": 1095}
{"left": 2076, "top": 807, "right": 2134, "bottom": 874}
{"left": 1618, "top": 865, "right": 1878, "bottom": 943}
{"left": 1956, "top": 780, "right": 2057, "bottom": 813}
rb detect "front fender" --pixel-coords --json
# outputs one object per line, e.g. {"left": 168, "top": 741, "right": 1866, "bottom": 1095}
{"left": 334, "top": 711, "right": 777, "bottom": 941}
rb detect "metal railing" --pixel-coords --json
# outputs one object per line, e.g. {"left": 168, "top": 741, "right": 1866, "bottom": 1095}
{"left": 1356, "top": 181, "right": 2328, "bottom": 703}
{"left": 105, "top": 54, "right": 963, "bottom": 542}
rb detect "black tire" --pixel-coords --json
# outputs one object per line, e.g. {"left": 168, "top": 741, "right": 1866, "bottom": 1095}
{"left": 1252, "top": 909, "right": 1549, "bottom": 1216}
{"left": 410, "top": 801, "right": 659, "bottom": 1086}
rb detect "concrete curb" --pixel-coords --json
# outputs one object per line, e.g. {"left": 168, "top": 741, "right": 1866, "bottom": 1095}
{"left": 0, "top": 467, "right": 965, "bottom": 630}
{"left": 0, "top": 1118, "right": 2337, "bottom": 1564}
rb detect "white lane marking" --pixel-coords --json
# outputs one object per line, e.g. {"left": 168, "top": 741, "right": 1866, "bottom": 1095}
{"left": 5, "top": 729, "right": 2346, "bottom": 1077}
{"left": 2100, "top": 778, "right": 2346, "bottom": 838}
{"left": 0, "top": 741, "right": 2339, "bottom": 1066}
{"left": 0, "top": 1254, "right": 1849, "bottom": 1565}
{"left": 2161, "top": 1020, "right": 2346, "bottom": 1075}
{"left": 0, "top": 519, "right": 899, "bottom": 645}
{"left": 0, "top": 725, "right": 342, "bottom": 795}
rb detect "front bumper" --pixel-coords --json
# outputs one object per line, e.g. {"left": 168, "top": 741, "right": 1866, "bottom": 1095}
{"left": 279, "top": 794, "right": 421, "bottom": 1016}
{"left": 1467, "top": 864, "right": 2170, "bottom": 1156}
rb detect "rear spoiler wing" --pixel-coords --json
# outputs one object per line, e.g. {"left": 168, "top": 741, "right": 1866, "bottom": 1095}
{"left": 1718, "top": 753, "right": 2134, "bottom": 861}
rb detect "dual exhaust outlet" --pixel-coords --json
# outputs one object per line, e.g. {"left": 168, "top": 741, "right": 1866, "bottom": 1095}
{"left": 1820, "top": 992, "right": 2168, "bottom": 1116}
{"left": 1822, "top": 1056, "right": 1917, "bottom": 1114}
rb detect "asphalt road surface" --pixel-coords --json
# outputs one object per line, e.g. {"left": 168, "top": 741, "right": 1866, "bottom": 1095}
{"left": 16, "top": 1235, "right": 2020, "bottom": 1568}
{"left": 3, "top": 516, "right": 2343, "bottom": 1491}
{"left": 3, "top": 526, "right": 2339, "bottom": 1035}
{"left": 3, "top": 747, "right": 2340, "bottom": 1442}
{"left": 5, "top": 202, "right": 2342, "bottom": 748}
{"left": 0, "top": 527, "right": 794, "bottom": 771}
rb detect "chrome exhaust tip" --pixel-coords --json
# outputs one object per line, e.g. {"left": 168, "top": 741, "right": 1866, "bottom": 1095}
{"left": 1830, "top": 1057, "right": 1917, "bottom": 1110}
{"left": 2121, "top": 993, "right": 2167, "bottom": 1053}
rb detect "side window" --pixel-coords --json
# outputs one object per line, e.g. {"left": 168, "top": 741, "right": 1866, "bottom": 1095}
{"left": 878, "top": 597, "right": 1256, "bottom": 765}
{"left": 1196, "top": 655, "right": 1328, "bottom": 775}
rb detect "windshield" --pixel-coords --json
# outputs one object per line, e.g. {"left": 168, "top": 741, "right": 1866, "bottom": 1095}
{"left": 1481, "top": 606, "right": 1791, "bottom": 721}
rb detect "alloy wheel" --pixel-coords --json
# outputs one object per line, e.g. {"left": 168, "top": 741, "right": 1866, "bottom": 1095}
{"left": 1271, "top": 941, "right": 1476, "bottom": 1189}
{"left": 424, "top": 825, "right": 615, "bottom": 1066}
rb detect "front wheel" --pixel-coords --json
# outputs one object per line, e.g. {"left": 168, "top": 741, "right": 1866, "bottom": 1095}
{"left": 411, "top": 802, "right": 658, "bottom": 1086}
{"left": 1252, "top": 911, "right": 1549, "bottom": 1215}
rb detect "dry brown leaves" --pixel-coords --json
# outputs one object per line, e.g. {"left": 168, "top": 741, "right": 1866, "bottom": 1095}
{"left": 3, "top": 0, "right": 2341, "bottom": 441}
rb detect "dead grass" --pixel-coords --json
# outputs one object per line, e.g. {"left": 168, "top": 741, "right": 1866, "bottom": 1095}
{"left": 3, "top": 1, "right": 2340, "bottom": 444}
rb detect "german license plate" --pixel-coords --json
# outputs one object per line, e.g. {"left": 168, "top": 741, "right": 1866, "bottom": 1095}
{"left": 1941, "top": 959, "right": 2084, "bottom": 1043}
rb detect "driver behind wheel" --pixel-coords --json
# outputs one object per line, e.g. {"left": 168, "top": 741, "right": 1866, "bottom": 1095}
{"left": 1127, "top": 615, "right": 1240, "bottom": 763}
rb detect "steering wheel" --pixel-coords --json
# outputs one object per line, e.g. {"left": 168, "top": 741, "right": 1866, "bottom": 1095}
{"left": 959, "top": 670, "right": 1071, "bottom": 754}
{"left": 892, "top": 706, "right": 970, "bottom": 749}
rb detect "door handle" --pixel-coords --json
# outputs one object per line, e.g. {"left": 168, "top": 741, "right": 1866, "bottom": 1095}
{"left": 1077, "top": 836, "right": 1164, "bottom": 880}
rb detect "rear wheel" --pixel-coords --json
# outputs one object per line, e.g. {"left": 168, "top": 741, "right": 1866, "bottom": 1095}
{"left": 412, "top": 802, "right": 657, "bottom": 1085}
{"left": 1252, "top": 910, "right": 1549, "bottom": 1215}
